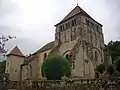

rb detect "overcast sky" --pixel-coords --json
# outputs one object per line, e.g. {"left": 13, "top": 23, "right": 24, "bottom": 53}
{"left": 0, "top": 0, "right": 120, "bottom": 55}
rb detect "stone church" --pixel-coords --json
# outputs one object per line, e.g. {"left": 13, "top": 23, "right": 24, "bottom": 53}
{"left": 5, "top": 5, "right": 105, "bottom": 81}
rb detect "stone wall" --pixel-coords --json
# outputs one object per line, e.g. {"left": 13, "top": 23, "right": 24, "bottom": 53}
{"left": 37, "top": 49, "right": 52, "bottom": 79}
{"left": 5, "top": 55, "right": 24, "bottom": 81}
{"left": 0, "top": 78, "right": 120, "bottom": 90}
{"left": 54, "top": 12, "right": 104, "bottom": 79}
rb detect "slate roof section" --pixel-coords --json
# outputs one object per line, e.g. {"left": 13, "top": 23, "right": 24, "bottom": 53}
{"left": 36, "top": 41, "right": 54, "bottom": 53}
{"left": 21, "top": 41, "right": 54, "bottom": 66}
{"left": 7, "top": 46, "right": 24, "bottom": 57}
{"left": 61, "top": 6, "right": 81, "bottom": 23}
{"left": 55, "top": 5, "right": 102, "bottom": 26}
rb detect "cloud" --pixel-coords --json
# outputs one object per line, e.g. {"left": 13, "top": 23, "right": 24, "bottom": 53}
{"left": 104, "top": 0, "right": 120, "bottom": 41}
{"left": 6, "top": 37, "right": 39, "bottom": 55}
{"left": 0, "top": 0, "right": 55, "bottom": 55}
{"left": 0, "top": 0, "right": 120, "bottom": 56}
{"left": 0, "top": 0, "right": 19, "bottom": 19}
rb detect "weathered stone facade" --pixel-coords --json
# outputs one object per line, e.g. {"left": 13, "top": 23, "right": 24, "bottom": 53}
{"left": 5, "top": 5, "right": 105, "bottom": 81}
{"left": 54, "top": 6, "right": 104, "bottom": 78}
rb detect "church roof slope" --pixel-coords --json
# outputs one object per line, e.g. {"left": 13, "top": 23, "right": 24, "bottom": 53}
{"left": 36, "top": 41, "right": 54, "bottom": 53}
{"left": 21, "top": 41, "right": 54, "bottom": 65}
{"left": 61, "top": 6, "right": 81, "bottom": 23}
{"left": 55, "top": 5, "right": 102, "bottom": 26}
{"left": 7, "top": 46, "right": 24, "bottom": 57}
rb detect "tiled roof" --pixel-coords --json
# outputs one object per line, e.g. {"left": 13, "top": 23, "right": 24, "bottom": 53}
{"left": 61, "top": 6, "right": 81, "bottom": 23}
{"left": 55, "top": 5, "right": 102, "bottom": 26}
{"left": 36, "top": 41, "right": 54, "bottom": 53}
{"left": 7, "top": 46, "right": 24, "bottom": 57}
{"left": 21, "top": 41, "right": 55, "bottom": 66}
{"left": 48, "top": 44, "right": 60, "bottom": 56}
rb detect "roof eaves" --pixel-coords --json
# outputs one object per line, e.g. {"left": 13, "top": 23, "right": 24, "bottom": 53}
{"left": 7, "top": 54, "right": 25, "bottom": 57}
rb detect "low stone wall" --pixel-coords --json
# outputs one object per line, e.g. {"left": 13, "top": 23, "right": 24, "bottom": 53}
{"left": 0, "top": 78, "right": 120, "bottom": 90}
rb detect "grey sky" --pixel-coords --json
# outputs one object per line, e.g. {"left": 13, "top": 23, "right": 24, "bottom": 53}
{"left": 0, "top": 0, "right": 120, "bottom": 55}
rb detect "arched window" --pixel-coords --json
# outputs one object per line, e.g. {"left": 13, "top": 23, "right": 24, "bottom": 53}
{"left": 59, "top": 26, "right": 62, "bottom": 31}
{"left": 65, "top": 23, "right": 68, "bottom": 29}
{"left": 74, "top": 19, "right": 76, "bottom": 25}
{"left": 65, "top": 54, "right": 72, "bottom": 61}
{"left": 62, "top": 25, "right": 65, "bottom": 31}
{"left": 66, "top": 54, "right": 69, "bottom": 60}
{"left": 71, "top": 28, "right": 76, "bottom": 40}
{"left": 44, "top": 53, "right": 47, "bottom": 60}
{"left": 68, "top": 22, "right": 70, "bottom": 28}
{"left": 30, "top": 64, "right": 32, "bottom": 76}
{"left": 24, "top": 68, "right": 28, "bottom": 79}
{"left": 95, "top": 51, "right": 98, "bottom": 61}
{"left": 69, "top": 55, "right": 72, "bottom": 60}
{"left": 72, "top": 20, "right": 74, "bottom": 26}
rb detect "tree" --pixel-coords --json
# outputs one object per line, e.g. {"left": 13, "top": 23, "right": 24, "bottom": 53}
{"left": 41, "top": 55, "right": 71, "bottom": 80}
{"left": 112, "top": 71, "right": 120, "bottom": 77}
{"left": 107, "top": 64, "right": 115, "bottom": 75}
{"left": 0, "top": 35, "right": 15, "bottom": 74}
{"left": 0, "top": 60, "right": 6, "bottom": 74}
{"left": 115, "top": 56, "right": 120, "bottom": 72}
{"left": 96, "top": 63, "right": 106, "bottom": 74}
{"left": 0, "top": 35, "right": 15, "bottom": 57}
{"left": 105, "top": 41, "right": 120, "bottom": 63}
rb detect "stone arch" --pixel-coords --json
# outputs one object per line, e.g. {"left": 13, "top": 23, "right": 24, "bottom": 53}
{"left": 62, "top": 50, "right": 73, "bottom": 68}
{"left": 86, "top": 47, "right": 103, "bottom": 78}
{"left": 88, "top": 47, "right": 103, "bottom": 69}
{"left": 89, "top": 47, "right": 101, "bottom": 54}
{"left": 62, "top": 50, "right": 71, "bottom": 56}
{"left": 88, "top": 47, "right": 102, "bottom": 61}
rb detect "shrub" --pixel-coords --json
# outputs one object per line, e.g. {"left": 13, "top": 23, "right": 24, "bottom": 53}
{"left": 107, "top": 64, "right": 115, "bottom": 75}
{"left": 115, "top": 56, "right": 120, "bottom": 72}
{"left": 0, "top": 60, "right": 6, "bottom": 74}
{"left": 41, "top": 55, "right": 71, "bottom": 80}
{"left": 96, "top": 63, "right": 105, "bottom": 74}
{"left": 112, "top": 71, "right": 120, "bottom": 77}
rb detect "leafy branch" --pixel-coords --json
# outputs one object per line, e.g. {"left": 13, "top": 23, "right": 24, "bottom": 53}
{"left": 0, "top": 35, "right": 16, "bottom": 56}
